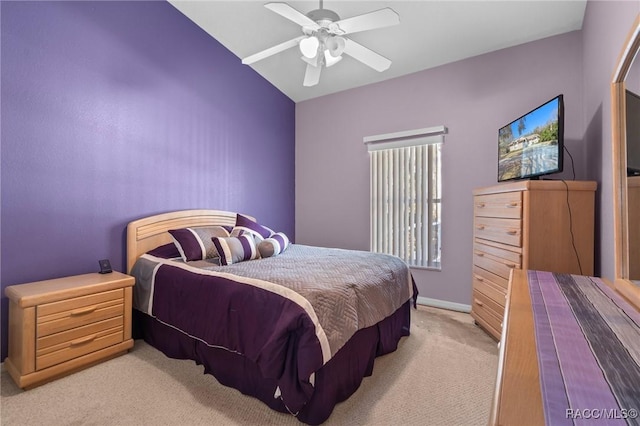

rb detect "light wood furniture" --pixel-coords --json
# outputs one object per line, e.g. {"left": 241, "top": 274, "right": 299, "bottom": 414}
{"left": 471, "top": 180, "right": 596, "bottom": 340}
{"left": 4, "top": 271, "right": 135, "bottom": 389}
{"left": 612, "top": 15, "right": 640, "bottom": 286}
{"left": 490, "top": 269, "right": 640, "bottom": 426}
{"left": 126, "top": 209, "right": 253, "bottom": 273}
{"left": 628, "top": 175, "right": 640, "bottom": 279}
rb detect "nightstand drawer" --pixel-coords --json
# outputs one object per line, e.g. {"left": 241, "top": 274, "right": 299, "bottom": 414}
{"left": 36, "top": 327, "right": 124, "bottom": 370}
{"left": 37, "top": 316, "right": 123, "bottom": 353}
{"left": 37, "top": 289, "right": 124, "bottom": 337}
{"left": 474, "top": 192, "right": 522, "bottom": 219}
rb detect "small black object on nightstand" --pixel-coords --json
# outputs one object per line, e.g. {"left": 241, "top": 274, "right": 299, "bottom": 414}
{"left": 98, "top": 259, "right": 112, "bottom": 274}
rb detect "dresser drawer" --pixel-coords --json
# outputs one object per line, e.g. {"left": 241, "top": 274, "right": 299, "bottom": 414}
{"left": 471, "top": 312, "right": 501, "bottom": 341}
{"left": 474, "top": 241, "right": 521, "bottom": 265}
{"left": 471, "top": 290, "right": 503, "bottom": 339}
{"left": 474, "top": 217, "right": 522, "bottom": 247}
{"left": 473, "top": 273, "right": 507, "bottom": 308}
{"left": 473, "top": 289, "right": 503, "bottom": 318}
{"left": 37, "top": 289, "right": 124, "bottom": 337}
{"left": 473, "top": 265, "right": 509, "bottom": 291}
{"left": 473, "top": 247, "right": 521, "bottom": 281}
{"left": 474, "top": 192, "right": 522, "bottom": 219}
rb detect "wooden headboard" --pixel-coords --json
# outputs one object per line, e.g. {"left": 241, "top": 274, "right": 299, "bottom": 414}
{"left": 126, "top": 209, "right": 254, "bottom": 273}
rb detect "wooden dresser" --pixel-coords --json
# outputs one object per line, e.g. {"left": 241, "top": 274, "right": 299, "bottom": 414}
{"left": 628, "top": 175, "right": 640, "bottom": 279}
{"left": 4, "top": 271, "right": 135, "bottom": 389}
{"left": 471, "top": 180, "right": 596, "bottom": 340}
{"left": 490, "top": 269, "right": 640, "bottom": 425}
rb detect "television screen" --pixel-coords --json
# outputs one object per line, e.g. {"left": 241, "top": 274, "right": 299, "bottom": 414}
{"left": 626, "top": 90, "right": 640, "bottom": 176}
{"left": 498, "top": 95, "right": 564, "bottom": 182}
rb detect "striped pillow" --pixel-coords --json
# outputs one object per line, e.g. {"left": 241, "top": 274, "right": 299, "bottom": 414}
{"left": 258, "top": 232, "right": 290, "bottom": 258}
{"left": 169, "top": 226, "right": 232, "bottom": 262}
{"left": 212, "top": 235, "right": 259, "bottom": 266}
{"left": 232, "top": 214, "right": 274, "bottom": 242}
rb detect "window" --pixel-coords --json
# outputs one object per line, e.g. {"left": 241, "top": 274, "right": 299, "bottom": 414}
{"left": 365, "top": 126, "right": 445, "bottom": 269}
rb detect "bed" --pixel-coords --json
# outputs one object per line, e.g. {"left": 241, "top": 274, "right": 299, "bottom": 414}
{"left": 126, "top": 209, "right": 417, "bottom": 424}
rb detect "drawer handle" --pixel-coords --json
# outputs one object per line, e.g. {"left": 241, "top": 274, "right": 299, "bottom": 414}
{"left": 505, "top": 202, "right": 519, "bottom": 208}
{"left": 477, "top": 203, "right": 486, "bottom": 208}
{"left": 474, "top": 299, "right": 484, "bottom": 307}
{"left": 474, "top": 251, "right": 485, "bottom": 257}
{"left": 476, "top": 225, "right": 485, "bottom": 230}
{"left": 474, "top": 275, "right": 484, "bottom": 282}
{"left": 70, "top": 334, "right": 97, "bottom": 346}
{"left": 505, "top": 230, "right": 518, "bottom": 235}
{"left": 70, "top": 305, "right": 98, "bottom": 316}
{"left": 504, "top": 263, "right": 516, "bottom": 268}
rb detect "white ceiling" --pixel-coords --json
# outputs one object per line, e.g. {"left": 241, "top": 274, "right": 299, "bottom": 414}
{"left": 169, "top": 1, "right": 587, "bottom": 102}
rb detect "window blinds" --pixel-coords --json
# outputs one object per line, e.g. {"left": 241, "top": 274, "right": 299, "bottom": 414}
{"left": 366, "top": 126, "right": 445, "bottom": 268}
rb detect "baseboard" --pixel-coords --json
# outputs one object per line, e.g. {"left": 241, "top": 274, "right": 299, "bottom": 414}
{"left": 416, "top": 296, "right": 471, "bottom": 313}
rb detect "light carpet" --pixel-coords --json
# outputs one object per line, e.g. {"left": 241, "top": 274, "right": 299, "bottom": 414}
{"left": 0, "top": 306, "right": 498, "bottom": 425}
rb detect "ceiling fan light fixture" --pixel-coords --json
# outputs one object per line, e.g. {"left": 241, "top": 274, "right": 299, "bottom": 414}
{"left": 243, "top": 2, "right": 400, "bottom": 88}
{"left": 299, "top": 36, "right": 320, "bottom": 59}
{"left": 326, "top": 36, "right": 346, "bottom": 57}
{"left": 324, "top": 50, "right": 342, "bottom": 67}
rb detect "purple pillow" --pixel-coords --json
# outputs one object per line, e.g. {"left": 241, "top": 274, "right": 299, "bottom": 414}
{"left": 212, "top": 235, "right": 259, "bottom": 266}
{"left": 232, "top": 214, "right": 274, "bottom": 241}
{"left": 169, "top": 226, "right": 231, "bottom": 262}
{"left": 147, "top": 243, "right": 181, "bottom": 259}
{"left": 257, "top": 232, "right": 290, "bottom": 258}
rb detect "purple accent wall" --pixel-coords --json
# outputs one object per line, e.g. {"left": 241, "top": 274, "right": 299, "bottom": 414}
{"left": 1, "top": 2, "right": 294, "bottom": 359}
{"left": 582, "top": 0, "right": 640, "bottom": 281}
{"left": 296, "top": 31, "right": 585, "bottom": 306}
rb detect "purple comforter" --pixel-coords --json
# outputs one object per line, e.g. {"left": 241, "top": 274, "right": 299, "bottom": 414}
{"left": 131, "top": 244, "right": 415, "bottom": 416}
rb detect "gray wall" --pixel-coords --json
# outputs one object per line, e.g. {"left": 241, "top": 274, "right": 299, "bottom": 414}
{"left": 296, "top": 1, "right": 640, "bottom": 306}
{"left": 295, "top": 30, "right": 584, "bottom": 306}
{"left": 582, "top": 0, "right": 640, "bottom": 281}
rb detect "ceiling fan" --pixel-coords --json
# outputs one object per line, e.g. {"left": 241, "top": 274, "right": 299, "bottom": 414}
{"left": 242, "top": 1, "right": 400, "bottom": 87}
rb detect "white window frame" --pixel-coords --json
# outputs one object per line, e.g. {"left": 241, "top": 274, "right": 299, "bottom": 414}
{"left": 365, "top": 125, "right": 445, "bottom": 270}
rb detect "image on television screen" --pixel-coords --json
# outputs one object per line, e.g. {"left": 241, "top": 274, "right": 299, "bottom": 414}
{"left": 498, "top": 96, "right": 563, "bottom": 181}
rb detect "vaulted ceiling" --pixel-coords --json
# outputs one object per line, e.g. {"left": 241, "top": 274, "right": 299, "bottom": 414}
{"left": 169, "top": 1, "right": 587, "bottom": 102}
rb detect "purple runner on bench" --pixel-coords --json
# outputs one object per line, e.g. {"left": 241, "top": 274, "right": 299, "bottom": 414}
{"left": 527, "top": 271, "right": 640, "bottom": 426}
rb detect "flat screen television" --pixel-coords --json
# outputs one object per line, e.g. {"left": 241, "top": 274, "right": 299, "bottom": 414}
{"left": 626, "top": 90, "right": 640, "bottom": 176}
{"left": 498, "top": 95, "right": 564, "bottom": 182}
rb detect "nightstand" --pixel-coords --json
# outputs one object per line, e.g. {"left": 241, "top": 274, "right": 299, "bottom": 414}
{"left": 4, "top": 271, "right": 135, "bottom": 389}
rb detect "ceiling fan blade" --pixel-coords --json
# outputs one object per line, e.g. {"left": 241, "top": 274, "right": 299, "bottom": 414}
{"left": 303, "top": 63, "right": 322, "bottom": 87}
{"left": 343, "top": 38, "right": 391, "bottom": 72}
{"left": 242, "top": 36, "right": 305, "bottom": 65}
{"left": 265, "top": 2, "right": 320, "bottom": 30}
{"left": 333, "top": 8, "right": 399, "bottom": 35}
